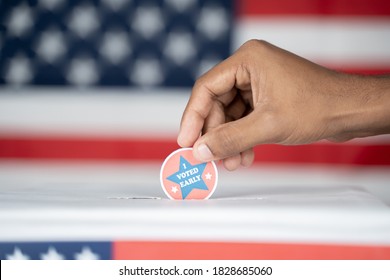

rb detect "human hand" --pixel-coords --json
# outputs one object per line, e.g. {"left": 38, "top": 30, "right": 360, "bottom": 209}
{"left": 177, "top": 40, "right": 390, "bottom": 170}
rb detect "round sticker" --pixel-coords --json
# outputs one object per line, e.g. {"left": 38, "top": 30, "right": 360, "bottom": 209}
{"left": 160, "top": 148, "right": 218, "bottom": 200}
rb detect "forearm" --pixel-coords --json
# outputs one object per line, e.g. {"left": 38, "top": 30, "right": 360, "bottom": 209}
{"left": 328, "top": 74, "right": 390, "bottom": 141}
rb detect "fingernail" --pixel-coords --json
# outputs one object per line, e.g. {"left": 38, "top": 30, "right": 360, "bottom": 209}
{"left": 177, "top": 132, "right": 184, "bottom": 147}
{"left": 196, "top": 144, "right": 213, "bottom": 162}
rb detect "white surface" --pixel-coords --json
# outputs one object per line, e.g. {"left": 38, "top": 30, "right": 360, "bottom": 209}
{"left": 0, "top": 161, "right": 389, "bottom": 245}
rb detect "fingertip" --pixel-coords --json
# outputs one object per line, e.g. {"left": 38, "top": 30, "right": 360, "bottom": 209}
{"left": 241, "top": 148, "right": 255, "bottom": 168}
{"left": 223, "top": 154, "right": 241, "bottom": 171}
{"left": 177, "top": 132, "right": 188, "bottom": 148}
{"left": 193, "top": 142, "right": 214, "bottom": 162}
{"left": 177, "top": 120, "right": 200, "bottom": 148}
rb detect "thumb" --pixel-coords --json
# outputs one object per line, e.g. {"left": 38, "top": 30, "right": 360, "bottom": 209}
{"left": 193, "top": 114, "right": 259, "bottom": 162}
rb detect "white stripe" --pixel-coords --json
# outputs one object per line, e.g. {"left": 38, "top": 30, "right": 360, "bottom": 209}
{"left": 234, "top": 17, "right": 390, "bottom": 68}
{"left": 1, "top": 87, "right": 390, "bottom": 144}
{"left": 0, "top": 87, "right": 188, "bottom": 138}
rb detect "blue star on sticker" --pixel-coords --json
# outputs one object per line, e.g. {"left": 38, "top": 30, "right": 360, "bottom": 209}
{"left": 166, "top": 156, "right": 208, "bottom": 199}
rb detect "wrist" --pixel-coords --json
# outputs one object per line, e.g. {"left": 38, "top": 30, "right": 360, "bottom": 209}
{"left": 327, "top": 74, "right": 390, "bottom": 141}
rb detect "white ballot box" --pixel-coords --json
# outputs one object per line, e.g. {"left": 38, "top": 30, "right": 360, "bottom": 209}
{"left": 0, "top": 161, "right": 389, "bottom": 260}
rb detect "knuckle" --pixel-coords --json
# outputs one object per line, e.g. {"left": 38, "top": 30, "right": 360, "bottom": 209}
{"left": 257, "top": 110, "right": 290, "bottom": 143}
{"left": 193, "top": 77, "right": 205, "bottom": 91}
{"left": 193, "top": 75, "right": 214, "bottom": 97}
{"left": 238, "top": 40, "right": 272, "bottom": 67}
{"left": 212, "top": 125, "right": 242, "bottom": 158}
{"left": 241, "top": 39, "right": 270, "bottom": 52}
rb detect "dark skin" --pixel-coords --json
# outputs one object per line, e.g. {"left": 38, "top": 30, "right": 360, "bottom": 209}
{"left": 177, "top": 40, "right": 390, "bottom": 170}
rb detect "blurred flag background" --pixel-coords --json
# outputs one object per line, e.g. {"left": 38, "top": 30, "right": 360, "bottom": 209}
{"left": 0, "top": 0, "right": 390, "bottom": 164}
{"left": 0, "top": 0, "right": 390, "bottom": 260}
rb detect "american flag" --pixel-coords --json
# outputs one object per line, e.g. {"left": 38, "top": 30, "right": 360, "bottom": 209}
{"left": 0, "top": 0, "right": 390, "bottom": 260}
{"left": 1, "top": 0, "right": 389, "bottom": 164}
{"left": 0, "top": 0, "right": 232, "bottom": 87}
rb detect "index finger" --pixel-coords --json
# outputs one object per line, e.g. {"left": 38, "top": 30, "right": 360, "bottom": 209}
{"left": 177, "top": 57, "right": 238, "bottom": 148}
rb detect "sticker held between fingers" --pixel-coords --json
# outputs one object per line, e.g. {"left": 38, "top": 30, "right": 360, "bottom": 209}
{"left": 160, "top": 148, "right": 218, "bottom": 200}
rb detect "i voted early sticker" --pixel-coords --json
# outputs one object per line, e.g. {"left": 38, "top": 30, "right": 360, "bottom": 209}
{"left": 160, "top": 148, "right": 218, "bottom": 200}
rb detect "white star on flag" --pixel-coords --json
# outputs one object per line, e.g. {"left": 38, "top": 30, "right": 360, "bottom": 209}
{"left": 171, "top": 186, "right": 178, "bottom": 193}
{"left": 102, "top": 0, "right": 130, "bottom": 11}
{"left": 39, "top": 0, "right": 65, "bottom": 11}
{"left": 163, "top": 31, "right": 197, "bottom": 65}
{"left": 100, "top": 30, "right": 131, "bottom": 65}
{"left": 66, "top": 57, "right": 99, "bottom": 86}
{"left": 74, "top": 247, "right": 99, "bottom": 260}
{"left": 35, "top": 29, "right": 67, "bottom": 63}
{"left": 197, "top": 6, "right": 228, "bottom": 40}
{"left": 41, "top": 247, "right": 65, "bottom": 260}
{"left": 68, "top": 5, "right": 99, "bottom": 38}
{"left": 6, "top": 247, "right": 30, "bottom": 260}
{"left": 130, "top": 57, "right": 163, "bottom": 87}
{"left": 5, "top": 54, "right": 33, "bottom": 85}
{"left": 205, "top": 172, "right": 212, "bottom": 180}
{"left": 165, "top": 0, "right": 196, "bottom": 12}
{"left": 7, "top": 4, "right": 35, "bottom": 37}
{"left": 131, "top": 6, "right": 164, "bottom": 39}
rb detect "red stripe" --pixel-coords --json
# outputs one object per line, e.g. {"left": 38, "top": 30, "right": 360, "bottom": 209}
{"left": 254, "top": 144, "right": 390, "bottom": 166}
{"left": 113, "top": 241, "right": 390, "bottom": 260}
{"left": 335, "top": 68, "right": 390, "bottom": 76}
{"left": 1, "top": 136, "right": 389, "bottom": 165}
{"left": 0, "top": 137, "right": 179, "bottom": 161}
{"left": 314, "top": 67, "right": 390, "bottom": 76}
{"left": 237, "top": 0, "right": 390, "bottom": 16}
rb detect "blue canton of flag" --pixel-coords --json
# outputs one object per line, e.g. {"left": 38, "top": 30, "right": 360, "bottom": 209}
{"left": 0, "top": 0, "right": 233, "bottom": 87}
{"left": 0, "top": 241, "right": 111, "bottom": 260}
